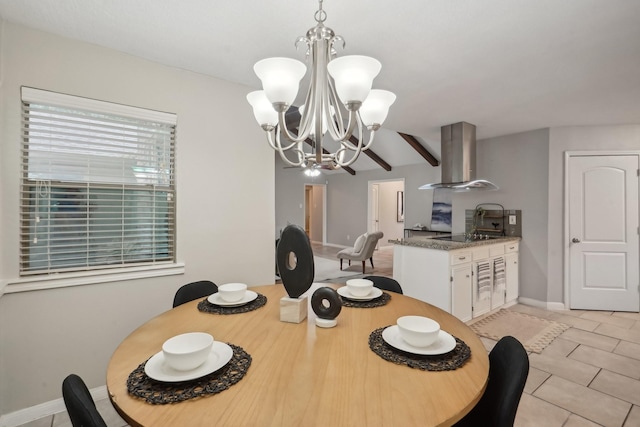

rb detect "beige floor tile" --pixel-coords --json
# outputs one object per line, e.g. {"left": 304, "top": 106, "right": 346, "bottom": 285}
{"left": 614, "top": 340, "right": 640, "bottom": 361}
{"left": 612, "top": 311, "right": 640, "bottom": 321}
{"left": 560, "top": 328, "right": 620, "bottom": 352}
{"left": 569, "top": 345, "right": 640, "bottom": 380}
{"left": 541, "top": 337, "right": 579, "bottom": 357}
{"left": 624, "top": 405, "right": 640, "bottom": 427}
{"left": 590, "top": 370, "right": 640, "bottom": 406}
{"left": 509, "top": 304, "right": 557, "bottom": 319}
{"left": 479, "top": 336, "right": 497, "bottom": 352}
{"left": 514, "top": 393, "right": 570, "bottom": 427}
{"left": 547, "top": 312, "right": 600, "bottom": 332}
{"left": 96, "top": 398, "right": 128, "bottom": 426}
{"left": 594, "top": 323, "right": 640, "bottom": 345}
{"left": 632, "top": 321, "right": 640, "bottom": 332}
{"left": 529, "top": 352, "right": 600, "bottom": 386}
{"left": 580, "top": 311, "right": 636, "bottom": 329}
{"left": 16, "top": 416, "right": 53, "bottom": 427}
{"left": 523, "top": 367, "right": 551, "bottom": 394}
{"left": 564, "top": 414, "right": 605, "bottom": 427}
{"left": 533, "top": 375, "right": 631, "bottom": 427}
{"left": 52, "top": 411, "right": 72, "bottom": 427}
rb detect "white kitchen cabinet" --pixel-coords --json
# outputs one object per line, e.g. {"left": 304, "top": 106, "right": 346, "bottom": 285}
{"left": 505, "top": 252, "right": 519, "bottom": 303}
{"left": 451, "top": 263, "right": 473, "bottom": 322}
{"left": 393, "top": 238, "right": 520, "bottom": 322}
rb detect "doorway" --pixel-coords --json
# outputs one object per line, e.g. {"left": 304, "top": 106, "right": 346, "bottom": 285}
{"left": 565, "top": 152, "right": 639, "bottom": 311}
{"left": 368, "top": 179, "right": 405, "bottom": 248}
{"left": 304, "top": 184, "right": 326, "bottom": 244}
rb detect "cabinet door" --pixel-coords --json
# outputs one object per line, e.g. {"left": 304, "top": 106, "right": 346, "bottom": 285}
{"left": 505, "top": 252, "right": 519, "bottom": 302}
{"left": 451, "top": 264, "right": 473, "bottom": 322}
{"left": 473, "top": 260, "right": 492, "bottom": 317}
{"left": 491, "top": 256, "right": 506, "bottom": 310}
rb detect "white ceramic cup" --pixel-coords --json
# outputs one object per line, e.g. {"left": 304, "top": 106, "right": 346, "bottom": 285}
{"left": 396, "top": 316, "right": 440, "bottom": 347}
{"left": 162, "top": 332, "right": 214, "bottom": 371}
{"left": 346, "top": 279, "right": 374, "bottom": 297}
{"left": 218, "top": 283, "right": 247, "bottom": 302}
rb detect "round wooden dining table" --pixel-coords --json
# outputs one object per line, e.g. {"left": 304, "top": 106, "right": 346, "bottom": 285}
{"left": 106, "top": 283, "right": 489, "bottom": 426}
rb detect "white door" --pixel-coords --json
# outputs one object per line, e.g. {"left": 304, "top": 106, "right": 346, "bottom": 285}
{"left": 451, "top": 263, "right": 473, "bottom": 322}
{"left": 568, "top": 154, "right": 640, "bottom": 311}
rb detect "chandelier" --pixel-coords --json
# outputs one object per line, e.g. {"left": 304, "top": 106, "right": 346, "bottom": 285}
{"left": 247, "top": 0, "right": 396, "bottom": 170}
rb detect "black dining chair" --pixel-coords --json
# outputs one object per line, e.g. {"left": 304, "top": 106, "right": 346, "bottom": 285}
{"left": 454, "top": 335, "right": 529, "bottom": 427}
{"left": 62, "top": 374, "right": 108, "bottom": 427}
{"left": 363, "top": 275, "right": 403, "bottom": 294}
{"left": 172, "top": 280, "right": 218, "bottom": 308}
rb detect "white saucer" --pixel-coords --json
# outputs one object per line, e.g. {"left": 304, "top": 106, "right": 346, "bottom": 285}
{"left": 145, "top": 341, "right": 233, "bottom": 382}
{"left": 337, "top": 286, "right": 383, "bottom": 301}
{"left": 208, "top": 290, "right": 258, "bottom": 307}
{"left": 381, "top": 326, "right": 456, "bottom": 355}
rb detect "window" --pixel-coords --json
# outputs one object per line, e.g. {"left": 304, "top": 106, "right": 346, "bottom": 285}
{"left": 20, "top": 87, "right": 176, "bottom": 276}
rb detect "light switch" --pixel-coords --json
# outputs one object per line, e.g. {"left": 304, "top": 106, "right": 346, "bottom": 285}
{"left": 509, "top": 215, "right": 516, "bottom": 225}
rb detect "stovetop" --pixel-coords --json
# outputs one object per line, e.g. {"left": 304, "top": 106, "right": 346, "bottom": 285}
{"left": 432, "top": 234, "right": 502, "bottom": 243}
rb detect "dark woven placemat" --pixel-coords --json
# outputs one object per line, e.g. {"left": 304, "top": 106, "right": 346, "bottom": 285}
{"left": 341, "top": 292, "right": 391, "bottom": 308}
{"left": 197, "top": 293, "right": 267, "bottom": 314}
{"left": 127, "top": 343, "right": 251, "bottom": 404}
{"left": 368, "top": 326, "right": 471, "bottom": 371}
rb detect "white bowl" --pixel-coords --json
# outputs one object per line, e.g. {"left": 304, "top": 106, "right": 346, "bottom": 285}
{"left": 396, "top": 316, "right": 440, "bottom": 347}
{"left": 346, "top": 279, "right": 374, "bottom": 297}
{"left": 162, "top": 332, "right": 214, "bottom": 371}
{"left": 218, "top": 283, "right": 247, "bottom": 302}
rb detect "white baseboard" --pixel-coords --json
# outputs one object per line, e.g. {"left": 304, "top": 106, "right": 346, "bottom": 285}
{"left": 0, "top": 385, "right": 107, "bottom": 427}
{"left": 518, "top": 296, "right": 566, "bottom": 311}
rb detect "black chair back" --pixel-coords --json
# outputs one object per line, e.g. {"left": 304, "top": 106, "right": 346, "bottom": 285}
{"left": 455, "top": 335, "right": 529, "bottom": 427}
{"left": 62, "top": 374, "right": 108, "bottom": 427}
{"left": 173, "top": 280, "right": 218, "bottom": 307}
{"left": 363, "top": 276, "right": 403, "bottom": 294}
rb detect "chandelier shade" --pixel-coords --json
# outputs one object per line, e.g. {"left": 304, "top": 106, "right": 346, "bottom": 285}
{"left": 247, "top": 0, "right": 396, "bottom": 171}
{"left": 326, "top": 55, "right": 381, "bottom": 104}
{"left": 246, "top": 91, "right": 278, "bottom": 128}
{"left": 253, "top": 58, "right": 307, "bottom": 106}
{"left": 359, "top": 90, "right": 397, "bottom": 128}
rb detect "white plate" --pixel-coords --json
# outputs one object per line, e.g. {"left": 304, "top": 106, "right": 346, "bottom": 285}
{"left": 145, "top": 341, "right": 233, "bottom": 382}
{"left": 382, "top": 326, "right": 456, "bottom": 355}
{"left": 207, "top": 290, "right": 258, "bottom": 307}
{"left": 337, "top": 286, "right": 383, "bottom": 301}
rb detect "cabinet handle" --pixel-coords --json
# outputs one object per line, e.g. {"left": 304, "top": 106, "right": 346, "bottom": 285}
{"left": 508, "top": 246, "right": 515, "bottom": 250}
{"left": 458, "top": 256, "right": 466, "bottom": 261}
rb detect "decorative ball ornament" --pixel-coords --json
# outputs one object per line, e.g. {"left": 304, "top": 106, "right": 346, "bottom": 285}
{"left": 277, "top": 224, "right": 314, "bottom": 299}
{"left": 311, "top": 287, "right": 342, "bottom": 328}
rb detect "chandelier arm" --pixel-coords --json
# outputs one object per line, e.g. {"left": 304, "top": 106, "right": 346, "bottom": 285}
{"left": 323, "top": 76, "right": 347, "bottom": 140}
{"left": 272, "top": 133, "right": 306, "bottom": 167}
{"left": 333, "top": 119, "right": 366, "bottom": 167}
{"left": 267, "top": 126, "right": 299, "bottom": 151}
{"left": 277, "top": 111, "right": 311, "bottom": 144}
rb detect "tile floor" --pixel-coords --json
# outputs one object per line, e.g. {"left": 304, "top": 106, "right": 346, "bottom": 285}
{"left": 17, "top": 243, "right": 640, "bottom": 426}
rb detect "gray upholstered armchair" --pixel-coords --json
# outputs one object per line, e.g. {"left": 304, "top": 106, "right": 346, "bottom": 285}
{"left": 336, "top": 231, "right": 384, "bottom": 274}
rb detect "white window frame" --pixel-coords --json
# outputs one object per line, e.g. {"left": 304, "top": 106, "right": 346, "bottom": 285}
{"left": 7, "top": 87, "right": 183, "bottom": 292}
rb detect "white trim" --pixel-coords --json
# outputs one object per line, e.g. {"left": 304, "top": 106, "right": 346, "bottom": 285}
{"left": 0, "top": 386, "right": 107, "bottom": 427}
{"left": 518, "top": 296, "right": 566, "bottom": 311}
{"left": 21, "top": 86, "right": 177, "bottom": 124}
{"left": 2, "top": 262, "right": 185, "bottom": 295}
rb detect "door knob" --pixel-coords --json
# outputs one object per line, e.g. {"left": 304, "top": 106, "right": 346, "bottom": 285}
{"left": 572, "top": 238, "right": 581, "bottom": 243}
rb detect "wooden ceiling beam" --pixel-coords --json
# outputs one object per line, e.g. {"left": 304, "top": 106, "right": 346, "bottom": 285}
{"left": 347, "top": 136, "right": 392, "bottom": 171}
{"left": 398, "top": 132, "right": 440, "bottom": 167}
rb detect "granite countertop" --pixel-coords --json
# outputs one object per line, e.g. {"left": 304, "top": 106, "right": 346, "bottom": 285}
{"left": 389, "top": 235, "right": 521, "bottom": 251}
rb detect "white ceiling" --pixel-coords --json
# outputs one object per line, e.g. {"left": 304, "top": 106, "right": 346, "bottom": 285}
{"left": 1, "top": 0, "right": 639, "bottom": 172}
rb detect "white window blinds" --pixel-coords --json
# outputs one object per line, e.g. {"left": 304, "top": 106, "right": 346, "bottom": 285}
{"left": 20, "top": 87, "right": 177, "bottom": 275}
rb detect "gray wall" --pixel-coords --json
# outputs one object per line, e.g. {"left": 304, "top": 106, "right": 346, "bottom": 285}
{"left": 0, "top": 22, "right": 275, "bottom": 415}
{"left": 325, "top": 164, "right": 441, "bottom": 247}
{"left": 451, "top": 128, "right": 550, "bottom": 302}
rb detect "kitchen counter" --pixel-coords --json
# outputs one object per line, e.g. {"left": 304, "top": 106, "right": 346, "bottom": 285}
{"left": 389, "top": 235, "right": 521, "bottom": 251}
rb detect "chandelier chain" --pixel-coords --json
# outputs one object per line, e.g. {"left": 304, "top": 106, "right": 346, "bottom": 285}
{"left": 314, "top": 0, "right": 327, "bottom": 24}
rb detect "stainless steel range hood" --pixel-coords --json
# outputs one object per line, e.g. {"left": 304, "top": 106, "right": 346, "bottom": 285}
{"left": 419, "top": 122, "right": 498, "bottom": 192}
